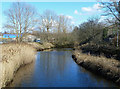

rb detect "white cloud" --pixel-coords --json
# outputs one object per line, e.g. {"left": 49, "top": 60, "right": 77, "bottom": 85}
{"left": 74, "top": 3, "right": 102, "bottom": 17}
{"left": 74, "top": 10, "right": 78, "bottom": 14}
{"left": 82, "top": 7, "right": 92, "bottom": 12}
{"left": 93, "top": 3, "right": 101, "bottom": 9}
{"left": 82, "top": 3, "right": 101, "bottom": 12}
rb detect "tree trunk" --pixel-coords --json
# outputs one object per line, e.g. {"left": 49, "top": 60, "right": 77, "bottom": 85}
{"left": 47, "top": 27, "right": 49, "bottom": 33}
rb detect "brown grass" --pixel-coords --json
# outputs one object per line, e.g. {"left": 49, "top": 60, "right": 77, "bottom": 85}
{"left": 72, "top": 50, "right": 120, "bottom": 85}
{"left": 0, "top": 43, "right": 36, "bottom": 88}
{"left": 27, "top": 42, "right": 54, "bottom": 51}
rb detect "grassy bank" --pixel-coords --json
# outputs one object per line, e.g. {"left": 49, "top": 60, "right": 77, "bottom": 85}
{"left": 0, "top": 43, "right": 36, "bottom": 88}
{"left": 0, "top": 42, "right": 54, "bottom": 88}
{"left": 72, "top": 50, "right": 120, "bottom": 85}
{"left": 79, "top": 43, "right": 120, "bottom": 60}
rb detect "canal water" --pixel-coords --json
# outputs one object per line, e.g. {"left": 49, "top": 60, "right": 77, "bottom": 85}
{"left": 8, "top": 48, "right": 119, "bottom": 87}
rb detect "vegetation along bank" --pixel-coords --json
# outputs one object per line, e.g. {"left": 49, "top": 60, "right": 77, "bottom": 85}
{"left": 0, "top": 42, "right": 54, "bottom": 88}
{"left": 72, "top": 49, "right": 120, "bottom": 85}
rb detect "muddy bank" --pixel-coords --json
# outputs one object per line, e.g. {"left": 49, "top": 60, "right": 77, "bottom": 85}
{"left": 0, "top": 43, "right": 36, "bottom": 88}
{"left": 72, "top": 50, "right": 120, "bottom": 85}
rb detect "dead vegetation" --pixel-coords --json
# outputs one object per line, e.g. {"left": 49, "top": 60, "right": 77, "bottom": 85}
{"left": 27, "top": 42, "right": 54, "bottom": 51}
{"left": 72, "top": 50, "right": 120, "bottom": 85}
{"left": 79, "top": 43, "right": 120, "bottom": 60}
{"left": 0, "top": 43, "right": 36, "bottom": 88}
{"left": 0, "top": 42, "right": 54, "bottom": 88}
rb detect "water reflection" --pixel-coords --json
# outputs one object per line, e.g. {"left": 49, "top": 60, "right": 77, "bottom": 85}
{"left": 8, "top": 48, "right": 120, "bottom": 88}
{"left": 7, "top": 62, "right": 35, "bottom": 87}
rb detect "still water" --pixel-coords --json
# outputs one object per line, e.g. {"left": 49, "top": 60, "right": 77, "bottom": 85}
{"left": 8, "top": 48, "right": 119, "bottom": 87}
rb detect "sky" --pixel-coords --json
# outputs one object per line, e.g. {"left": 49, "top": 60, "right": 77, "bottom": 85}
{"left": 0, "top": 1, "right": 106, "bottom": 32}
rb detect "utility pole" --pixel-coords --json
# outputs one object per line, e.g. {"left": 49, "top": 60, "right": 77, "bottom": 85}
{"left": 117, "top": 1, "right": 120, "bottom": 47}
{"left": 117, "top": 25, "right": 119, "bottom": 47}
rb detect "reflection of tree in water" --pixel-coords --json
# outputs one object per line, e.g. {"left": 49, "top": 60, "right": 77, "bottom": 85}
{"left": 7, "top": 49, "right": 119, "bottom": 87}
{"left": 39, "top": 49, "right": 72, "bottom": 80}
{"left": 7, "top": 62, "right": 35, "bottom": 87}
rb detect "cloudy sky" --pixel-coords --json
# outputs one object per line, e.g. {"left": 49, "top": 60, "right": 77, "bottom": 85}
{"left": 0, "top": 1, "right": 105, "bottom": 32}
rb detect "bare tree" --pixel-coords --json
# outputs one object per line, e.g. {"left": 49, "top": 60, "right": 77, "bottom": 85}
{"left": 56, "top": 15, "right": 72, "bottom": 33}
{"left": 101, "top": 0, "right": 120, "bottom": 22}
{"left": 4, "top": 2, "right": 37, "bottom": 42}
{"left": 40, "top": 10, "right": 57, "bottom": 33}
{"left": 37, "top": 10, "right": 73, "bottom": 43}
{"left": 101, "top": 0, "right": 120, "bottom": 47}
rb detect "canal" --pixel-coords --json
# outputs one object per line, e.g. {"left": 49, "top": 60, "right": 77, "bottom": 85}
{"left": 8, "top": 48, "right": 119, "bottom": 87}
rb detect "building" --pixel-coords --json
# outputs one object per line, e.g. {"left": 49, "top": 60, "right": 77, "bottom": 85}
{"left": 2, "top": 33, "right": 23, "bottom": 42}
{"left": 1, "top": 33, "right": 38, "bottom": 42}
{"left": 3, "top": 34, "right": 17, "bottom": 39}
{"left": 2, "top": 34, "right": 17, "bottom": 42}
{"left": 22, "top": 34, "right": 37, "bottom": 42}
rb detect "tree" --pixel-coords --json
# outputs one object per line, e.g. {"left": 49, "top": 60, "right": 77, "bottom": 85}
{"left": 72, "top": 26, "right": 79, "bottom": 42}
{"left": 101, "top": 0, "right": 120, "bottom": 22}
{"left": 77, "top": 17, "right": 104, "bottom": 45}
{"left": 40, "top": 10, "right": 57, "bottom": 33}
{"left": 56, "top": 15, "right": 72, "bottom": 34}
{"left": 39, "top": 10, "right": 73, "bottom": 42}
{"left": 100, "top": 0, "right": 120, "bottom": 47}
{"left": 4, "top": 2, "right": 37, "bottom": 42}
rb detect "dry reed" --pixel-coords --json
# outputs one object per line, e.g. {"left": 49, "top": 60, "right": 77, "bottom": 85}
{"left": 72, "top": 50, "right": 120, "bottom": 85}
{"left": 0, "top": 43, "right": 36, "bottom": 88}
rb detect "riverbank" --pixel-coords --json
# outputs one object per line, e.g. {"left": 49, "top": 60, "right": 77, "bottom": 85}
{"left": 0, "top": 43, "right": 36, "bottom": 88}
{"left": 0, "top": 42, "right": 54, "bottom": 88}
{"left": 72, "top": 50, "right": 120, "bottom": 85}
{"left": 6, "top": 48, "right": 118, "bottom": 87}
{"left": 28, "top": 42, "right": 54, "bottom": 51}
{"left": 54, "top": 43, "right": 74, "bottom": 48}
{"left": 79, "top": 43, "right": 120, "bottom": 60}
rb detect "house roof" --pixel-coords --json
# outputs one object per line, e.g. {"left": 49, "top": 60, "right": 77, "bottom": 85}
{"left": 3, "top": 34, "right": 22, "bottom": 38}
{"left": 3, "top": 34, "right": 16, "bottom": 38}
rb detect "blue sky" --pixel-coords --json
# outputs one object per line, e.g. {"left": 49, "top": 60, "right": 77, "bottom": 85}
{"left": 0, "top": 2, "right": 104, "bottom": 32}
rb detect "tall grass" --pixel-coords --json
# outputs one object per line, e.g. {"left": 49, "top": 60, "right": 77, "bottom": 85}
{"left": 0, "top": 43, "right": 36, "bottom": 88}
{"left": 72, "top": 50, "right": 120, "bottom": 85}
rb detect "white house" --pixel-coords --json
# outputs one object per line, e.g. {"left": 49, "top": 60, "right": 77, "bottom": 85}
{"left": 22, "top": 34, "right": 37, "bottom": 42}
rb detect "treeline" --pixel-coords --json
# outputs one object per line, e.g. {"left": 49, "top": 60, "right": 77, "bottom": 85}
{"left": 72, "top": 17, "right": 104, "bottom": 45}
{"left": 3, "top": 2, "right": 74, "bottom": 47}
{"left": 72, "top": 1, "right": 120, "bottom": 48}
{"left": 32, "top": 32, "right": 74, "bottom": 48}
{"left": 3, "top": 1, "right": 120, "bottom": 48}
{"left": 72, "top": 1, "right": 120, "bottom": 59}
{"left": 72, "top": 17, "right": 118, "bottom": 46}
